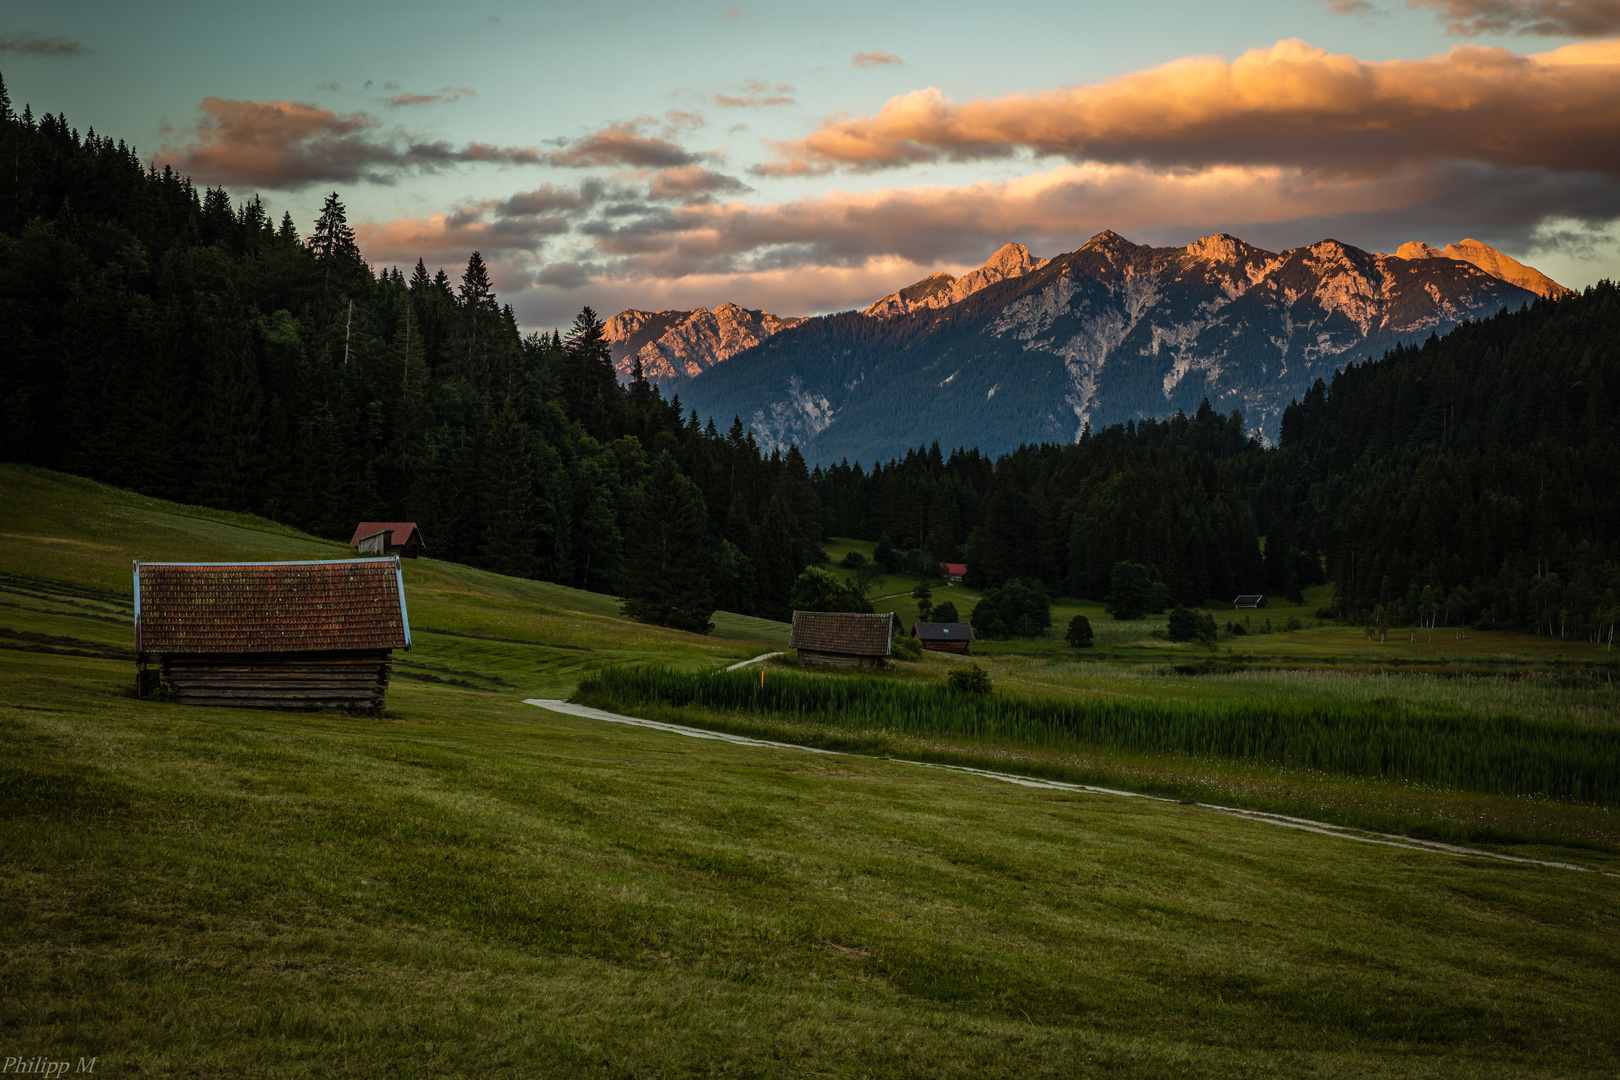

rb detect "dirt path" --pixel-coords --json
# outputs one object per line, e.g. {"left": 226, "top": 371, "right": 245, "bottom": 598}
{"left": 724, "top": 652, "right": 784, "bottom": 671}
{"left": 523, "top": 699, "right": 1618, "bottom": 878}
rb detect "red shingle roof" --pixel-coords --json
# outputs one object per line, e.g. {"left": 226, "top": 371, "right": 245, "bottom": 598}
{"left": 349, "top": 522, "right": 423, "bottom": 548}
{"left": 940, "top": 563, "right": 967, "bottom": 576}
{"left": 789, "top": 611, "right": 893, "bottom": 656}
{"left": 136, "top": 559, "right": 410, "bottom": 655}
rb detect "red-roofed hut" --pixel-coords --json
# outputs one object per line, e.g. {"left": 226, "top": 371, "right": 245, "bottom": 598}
{"left": 349, "top": 522, "right": 424, "bottom": 558}
{"left": 134, "top": 558, "right": 411, "bottom": 709}
{"left": 789, "top": 611, "right": 893, "bottom": 668}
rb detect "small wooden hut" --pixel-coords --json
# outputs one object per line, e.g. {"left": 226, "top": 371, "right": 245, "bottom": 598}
{"left": 349, "top": 522, "right": 424, "bottom": 558}
{"left": 939, "top": 563, "right": 967, "bottom": 582}
{"left": 911, "top": 621, "right": 974, "bottom": 654}
{"left": 134, "top": 558, "right": 411, "bottom": 709}
{"left": 1233, "top": 594, "right": 1267, "bottom": 609}
{"left": 790, "top": 611, "right": 893, "bottom": 668}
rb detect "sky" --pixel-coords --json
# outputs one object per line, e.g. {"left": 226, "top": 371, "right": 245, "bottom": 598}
{"left": 4, "top": 0, "right": 1620, "bottom": 331}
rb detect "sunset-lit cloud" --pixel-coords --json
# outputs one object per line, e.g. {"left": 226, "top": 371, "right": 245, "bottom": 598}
{"left": 713, "top": 80, "right": 796, "bottom": 108}
{"left": 1408, "top": 0, "right": 1620, "bottom": 37}
{"left": 154, "top": 98, "right": 545, "bottom": 189}
{"left": 542, "top": 119, "right": 703, "bottom": 168}
{"left": 759, "top": 38, "right": 1620, "bottom": 177}
{"left": 852, "top": 51, "right": 903, "bottom": 68}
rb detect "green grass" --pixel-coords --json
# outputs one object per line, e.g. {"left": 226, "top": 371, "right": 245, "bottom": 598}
{"left": 3, "top": 468, "right": 1620, "bottom": 1075}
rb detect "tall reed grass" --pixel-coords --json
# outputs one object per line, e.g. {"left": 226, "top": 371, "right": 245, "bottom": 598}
{"left": 578, "top": 666, "right": 1620, "bottom": 805}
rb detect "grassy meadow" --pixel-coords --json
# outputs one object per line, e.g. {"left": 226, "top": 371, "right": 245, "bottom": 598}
{"left": 3, "top": 466, "right": 1618, "bottom": 1076}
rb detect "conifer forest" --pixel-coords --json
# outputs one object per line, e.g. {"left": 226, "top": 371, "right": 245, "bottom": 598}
{"left": 1, "top": 87, "right": 1616, "bottom": 640}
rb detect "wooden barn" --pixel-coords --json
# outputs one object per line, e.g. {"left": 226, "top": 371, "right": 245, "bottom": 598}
{"left": 912, "top": 621, "right": 974, "bottom": 654}
{"left": 134, "top": 558, "right": 411, "bottom": 709}
{"left": 349, "top": 521, "right": 425, "bottom": 558}
{"left": 939, "top": 563, "right": 967, "bottom": 582}
{"left": 1233, "top": 594, "right": 1267, "bottom": 609}
{"left": 790, "top": 611, "right": 893, "bottom": 668}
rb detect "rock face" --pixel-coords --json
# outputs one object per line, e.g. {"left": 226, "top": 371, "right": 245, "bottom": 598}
{"left": 1389, "top": 239, "right": 1574, "bottom": 300}
{"left": 676, "top": 231, "right": 1556, "bottom": 463}
{"left": 605, "top": 302, "right": 806, "bottom": 386}
{"left": 863, "top": 242, "right": 1049, "bottom": 318}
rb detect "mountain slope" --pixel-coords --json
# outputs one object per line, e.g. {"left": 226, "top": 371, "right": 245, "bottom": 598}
{"left": 677, "top": 231, "right": 1549, "bottom": 462}
{"left": 863, "top": 242, "right": 1048, "bottom": 318}
{"left": 606, "top": 303, "right": 806, "bottom": 384}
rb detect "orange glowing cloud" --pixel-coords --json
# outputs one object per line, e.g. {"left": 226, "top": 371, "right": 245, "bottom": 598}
{"left": 758, "top": 38, "right": 1620, "bottom": 177}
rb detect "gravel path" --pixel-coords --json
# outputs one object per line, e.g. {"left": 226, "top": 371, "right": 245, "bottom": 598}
{"left": 523, "top": 699, "right": 1617, "bottom": 878}
{"left": 724, "top": 652, "right": 785, "bottom": 671}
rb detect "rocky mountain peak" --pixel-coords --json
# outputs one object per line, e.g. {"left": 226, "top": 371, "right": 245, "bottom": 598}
{"left": 1387, "top": 238, "right": 1574, "bottom": 300}
{"left": 1184, "top": 233, "right": 1256, "bottom": 263}
{"left": 606, "top": 303, "right": 806, "bottom": 385}
{"left": 863, "top": 241, "right": 1049, "bottom": 319}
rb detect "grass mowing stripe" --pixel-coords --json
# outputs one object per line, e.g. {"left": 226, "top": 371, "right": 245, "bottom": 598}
{"left": 578, "top": 666, "right": 1620, "bottom": 805}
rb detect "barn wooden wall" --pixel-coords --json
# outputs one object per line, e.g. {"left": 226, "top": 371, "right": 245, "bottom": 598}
{"left": 158, "top": 651, "right": 393, "bottom": 709}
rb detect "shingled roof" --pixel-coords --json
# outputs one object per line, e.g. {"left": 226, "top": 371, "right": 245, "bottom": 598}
{"left": 349, "top": 522, "right": 423, "bottom": 548}
{"left": 135, "top": 558, "right": 411, "bottom": 655}
{"left": 789, "top": 611, "right": 893, "bottom": 656}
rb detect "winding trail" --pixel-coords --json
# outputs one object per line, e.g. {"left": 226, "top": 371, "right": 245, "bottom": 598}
{"left": 523, "top": 699, "right": 1618, "bottom": 878}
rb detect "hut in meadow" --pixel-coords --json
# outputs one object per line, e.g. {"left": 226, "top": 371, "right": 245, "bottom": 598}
{"left": 133, "top": 557, "right": 411, "bottom": 709}
{"left": 349, "top": 522, "right": 424, "bottom": 558}
{"left": 790, "top": 611, "right": 893, "bottom": 668}
{"left": 1233, "top": 594, "right": 1267, "bottom": 609}
{"left": 939, "top": 563, "right": 967, "bottom": 582}
{"left": 911, "top": 621, "right": 974, "bottom": 654}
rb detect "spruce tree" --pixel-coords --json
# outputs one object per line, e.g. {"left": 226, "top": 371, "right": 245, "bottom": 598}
{"left": 621, "top": 452, "right": 713, "bottom": 633}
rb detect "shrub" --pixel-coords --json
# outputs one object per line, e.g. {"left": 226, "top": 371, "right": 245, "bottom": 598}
{"left": 971, "top": 579, "right": 1052, "bottom": 639}
{"left": 947, "top": 665, "right": 993, "bottom": 695}
{"left": 790, "top": 567, "right": 872, "bottom": 614}
{"left": 1167, "top": 607, "right": 1218, "bottom": 645}
{"left": 891, "top": 633, "right": 922, "bottom": 660}
{"left": 932, "top": 600, "right": 959, "bottom": 623}
{"left": 839, "top": 550, "right": 867, "bottom": 569}
{"left": 1066, "top": 614, "right": 1095, "bottom": 648}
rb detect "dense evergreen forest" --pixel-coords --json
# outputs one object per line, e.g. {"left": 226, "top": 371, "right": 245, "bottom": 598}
{"left": 1, "top": 81, "right": 1614, "bottom": 640}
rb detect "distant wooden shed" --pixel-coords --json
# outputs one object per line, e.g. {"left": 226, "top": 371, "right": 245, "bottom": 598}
{"left": 349, "top": 522, "right": 424, "bottom": 558}
{"left": 790, "top": 611, "right": 893, "bottom": 668}
{"left": 939, "top": 563, "right": 967, "bottom": 582}
{"left": 134, "top": 558, "right": 411, "bottom": 709}
{"left": 1233, "top": 594, "right": 1267, "bottom": 609}
{"left": 912, "top": 621, "right": 974, "bottom": 654}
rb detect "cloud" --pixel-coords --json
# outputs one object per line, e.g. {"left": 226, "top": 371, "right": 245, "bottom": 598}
{"left": 498, "top": 180, "right": 610, "bottom": 216}
{"left": 1320, "top": 0, "right": 1381, "bottom": 13}
{"left": 648, "top": 166, "right": 750, "bottom": 199}
{"left": 355, "top": 206, "right": 569, "bottom": 260}
{"left": 714, "top": 80, "right": 796, "bottom": 107}
{"left": 543, "top": 119, "right": 703, "bottom": 168}
{"left": 1408, "top": 0, "right": 1620, "bottom": 36}
{"left": 536, "top": 261, "right": 596, "bottom": 288}
{"left": 488, "top": 14, "right": 501, "bottom": 22}
{"left": 852, "top": 51, "right": 902, "bottom": 69}
{"left": 761, "top": 37, "right": 1620, "bottom": 178}
{"left": 318, "top": 80, "right": 341, "bottom": 92}
{"left": 724, "top": 8, "right": 741, "bottom": 18}
{"left": 0, "top": 32, "right": 86, "bottom": 56}
{"left": 153, "top": 98, "right": 546, "bottom": 190}
{"left": 387, "top": 86, "right": 475, "bottom": 107}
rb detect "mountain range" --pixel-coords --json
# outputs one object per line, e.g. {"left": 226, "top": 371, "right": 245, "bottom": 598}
{"left": 609, "top": 232, "right": 1570, "bottom": 463}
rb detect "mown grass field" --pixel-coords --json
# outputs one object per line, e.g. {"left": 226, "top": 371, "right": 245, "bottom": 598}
{"left": 3, "top": 466, "right": 1618, "bottom": 1076}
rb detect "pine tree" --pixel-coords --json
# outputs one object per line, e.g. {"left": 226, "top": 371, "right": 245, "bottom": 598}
{"left": 477, "top": 408, "right": 536, "bottom": 578}
{"left": 621, "top": 452, "right": 713, "bottom": 633}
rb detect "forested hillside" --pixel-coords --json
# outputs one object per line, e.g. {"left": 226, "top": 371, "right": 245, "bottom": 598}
{"left": 1263, "top": 290, "right": 1620, "bottom": 639}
